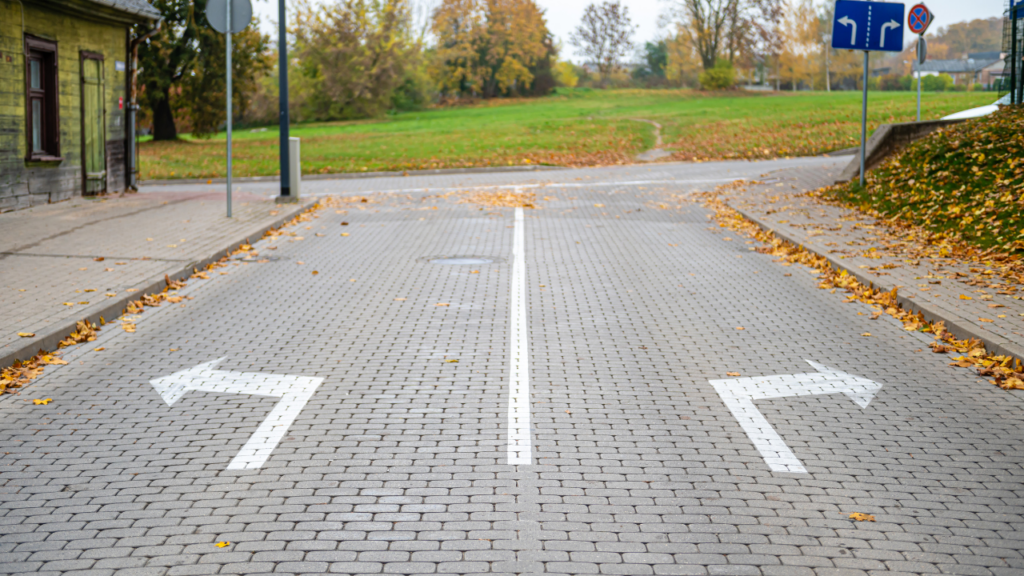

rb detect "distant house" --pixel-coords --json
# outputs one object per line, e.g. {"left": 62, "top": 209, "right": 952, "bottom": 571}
{"left": 0, "top": 0, "right": 160, "bottom": 212}
{"left": 917, "top": 56, "right": 1004, "bottom": 87}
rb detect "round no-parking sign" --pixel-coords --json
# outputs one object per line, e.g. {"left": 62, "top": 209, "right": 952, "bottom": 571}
{"left": 908, "top": 3, "right": 933, "bottom": 35}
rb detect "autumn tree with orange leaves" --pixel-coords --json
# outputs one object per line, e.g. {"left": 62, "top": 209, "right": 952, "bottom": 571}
{"left": 431, "top": 0, "right": 555, "bottom": 98}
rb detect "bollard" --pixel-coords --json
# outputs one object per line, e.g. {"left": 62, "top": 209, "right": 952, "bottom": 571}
{"left": 288, "top": 137, "right": 301, "bottom": 199}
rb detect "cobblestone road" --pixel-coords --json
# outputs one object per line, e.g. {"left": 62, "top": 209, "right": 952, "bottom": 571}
{"left": 3, "top": 159, "right": 1024, "bottom": 576}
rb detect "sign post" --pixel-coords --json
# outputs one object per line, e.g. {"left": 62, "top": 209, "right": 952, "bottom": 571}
{"left": 832, "top": 0, "right": 905, "bottom": 187}
{"left": 1014, "top": 0, "right": 1024, "bottom": 104}
{"left": 205, "top": 0, "right": 252, "bottom": 218}
{"left": 907, "top": 3, "right": 933, "bottom": 121}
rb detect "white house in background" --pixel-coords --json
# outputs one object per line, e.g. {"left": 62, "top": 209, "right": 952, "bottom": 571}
{"left": 916, "top": 52, "right": 1005, "bottom": 87}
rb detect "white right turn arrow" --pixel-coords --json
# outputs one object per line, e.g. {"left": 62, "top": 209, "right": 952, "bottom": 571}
{"left": 710, "top": 360, "right": 882, "bottom": 473}
{"left": 880, "top": 19, "right": 900, "bottom": 48}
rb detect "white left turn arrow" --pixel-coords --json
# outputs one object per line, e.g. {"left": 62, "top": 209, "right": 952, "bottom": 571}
{"left": 709, "top": 360, "right": 882, "bottom": 473}
{"left": 150, "top": 358, "right": 324, "bottom": 470}
{"left": 880, "top": 20, "right": 900, "bottom": 47}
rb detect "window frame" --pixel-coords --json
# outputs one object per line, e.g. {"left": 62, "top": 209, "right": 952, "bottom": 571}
{"left": 25, "top": 35, "right": 61, "bottom": 161}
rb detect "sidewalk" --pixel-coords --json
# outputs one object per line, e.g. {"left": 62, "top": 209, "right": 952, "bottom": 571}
{"left": 719, "top": 164, "right": 1024, "bottom": 362}
{"left": 1, "top": 189, "right": 312, "bottom": 367}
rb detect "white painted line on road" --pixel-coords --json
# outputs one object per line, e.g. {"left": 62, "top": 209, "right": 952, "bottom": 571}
{"left": 709, "top": 360, "right": 882, "bottom": 473}
{"left": 507, "top": 206, "right": 532, "bottom": 465}
{"left": 150, "top": 358, "right": 323, "bottom": 470}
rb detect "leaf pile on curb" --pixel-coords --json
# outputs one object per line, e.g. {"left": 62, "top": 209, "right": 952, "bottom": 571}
{"left": 458, "top": 190, "right": 537, "bottom": 209}
{"left": 697, "top": 183, "right": 1024, "bottom": 391}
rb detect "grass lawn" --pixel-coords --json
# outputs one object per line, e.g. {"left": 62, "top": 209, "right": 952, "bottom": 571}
{"left": 139, "top": 88, "right": 996, "bottom": 180}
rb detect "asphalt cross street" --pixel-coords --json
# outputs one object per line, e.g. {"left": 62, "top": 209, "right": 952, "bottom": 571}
{"left": 2, "top": 158, "right": 1024, "bottom": 576}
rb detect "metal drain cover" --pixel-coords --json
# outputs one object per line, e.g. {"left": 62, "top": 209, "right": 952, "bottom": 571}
{"left": 429, "top": 257, "right": 494, "bottom": 265}
{"left": 418, "top": 255, "right": 504, "bottom": 265}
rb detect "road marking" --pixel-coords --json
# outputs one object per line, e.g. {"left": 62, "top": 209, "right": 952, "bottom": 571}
{"left": 150, "top": 358, "right": 323, "bottom": 470}
{"left": 709, "top": 360, "right": 882, "bottom": 473}
{"left": 507, "top": 206, "right": 532, "bottom": 465}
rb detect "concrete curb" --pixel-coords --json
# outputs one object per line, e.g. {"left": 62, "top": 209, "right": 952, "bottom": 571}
{"left": 1, "top": 199, "right": 316, "bottom": 369}
{"left": 733, "top": 205, "right": 1024, "bottom": 364}
{"left": 139, "top": 165, "right": 565, "bottom": 187}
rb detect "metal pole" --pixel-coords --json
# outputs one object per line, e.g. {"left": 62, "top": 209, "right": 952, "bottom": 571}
{"left": 825, "top": 42, "right": 831, "bottom": 92}
{"left": 278, "top": 0, "right": 290, "bottom": 198}
{"left": 860, "top": 51, "right": 868, "bottom": 188}
{"left": 916, "top": 40, "right": 921, "bottom": 121}
{"left": 226, "top": 0, "right": 233, "bottom": 217}
{"left": 1013, "top": 4, "right": 1018, "bottom": 105}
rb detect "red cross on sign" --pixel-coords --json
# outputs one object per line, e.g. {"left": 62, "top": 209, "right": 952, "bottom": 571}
{"left": 908, "top": 3, "right": 932, "bottom": 35}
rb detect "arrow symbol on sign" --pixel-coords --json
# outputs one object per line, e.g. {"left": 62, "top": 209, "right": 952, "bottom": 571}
{"left": 880, "top": 19, "right": 900, "bottom": 47}
{"left": 150, "top": 358, "right": 323, "bottom": 470}
{"left": 709, "top": 360, "right": 882, "bottom": 474}
{"left": 838, "top": 16, "right": 857, "bottom": 45}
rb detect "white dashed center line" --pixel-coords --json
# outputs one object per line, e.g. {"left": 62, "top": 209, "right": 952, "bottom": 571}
{"left": 507, "top": 206, "right": 532, "bottom": 465}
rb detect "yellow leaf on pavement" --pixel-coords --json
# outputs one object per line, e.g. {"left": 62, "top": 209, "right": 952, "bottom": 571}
{"left": 18, "top": 332, "right": 35, "bottom": 338}
{"left": 861, "top": 332, "right": 872, "bottom": 337}
{"left": 959, "top": 295, "right": 972, "bottom": 300}
{"left": 849, "top": 513, "right": 875, "bottom": 522}
{"left": 216, "top": 542, "right": 230, "bottom": 548}
{"left": 726, "top": 372, "right": 741, "bottom": 377}
{"left": 32, "top": 399, "right": 52, "bottom": 405}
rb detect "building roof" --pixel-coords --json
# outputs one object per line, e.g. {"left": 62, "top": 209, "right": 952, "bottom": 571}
{"left": 89, "top": 0, "right": 160, "bottom": 21}
{"left": 919, "top": 58, "right": 1000, "bottom": 74}
{"left": 968, "top": 51, "right": 1003, "bottom": 60}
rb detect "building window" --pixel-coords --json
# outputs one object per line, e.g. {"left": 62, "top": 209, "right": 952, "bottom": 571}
{"left": 25, "top": 36, "right": 60, "bottom": 160}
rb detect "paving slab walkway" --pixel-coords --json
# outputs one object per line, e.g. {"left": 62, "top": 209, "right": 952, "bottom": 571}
{"left": 718, "top": 164, "right": 1024, "bottom": 361}
{"left": 0, "top": 189, "right": 312, "bottom": 366}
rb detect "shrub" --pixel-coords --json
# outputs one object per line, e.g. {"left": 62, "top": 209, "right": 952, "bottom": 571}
{"left": 921, "top": 73, "right": 954, "bottom": 92}
{"left": 699, "top": 59, "right": 736, "bottom": 90}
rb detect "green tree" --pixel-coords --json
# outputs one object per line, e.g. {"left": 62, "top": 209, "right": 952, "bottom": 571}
{"left": 291, "top": 0, "right": 414, "bottom": 121}
{"left": 137, "top": 0, "right": 270, "bottom": 140}
{"left": 431, "top": 0, "right": 553, "bottom": 98}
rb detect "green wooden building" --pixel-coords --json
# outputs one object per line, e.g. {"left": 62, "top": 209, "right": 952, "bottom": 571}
{"left": 0, "top": 0, "right": 160, "bottom": 211}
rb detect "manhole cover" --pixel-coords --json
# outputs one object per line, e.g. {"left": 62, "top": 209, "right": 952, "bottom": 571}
{"left": 419, "top": 255, "right": 504, "bottom": 265}
{"left": 430, "top": 257, "right": 493, "bottom": 265}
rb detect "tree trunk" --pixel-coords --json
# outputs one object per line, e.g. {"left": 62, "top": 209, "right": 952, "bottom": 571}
{"left": 152, "top": 91, "right": 178, "bottom": 141}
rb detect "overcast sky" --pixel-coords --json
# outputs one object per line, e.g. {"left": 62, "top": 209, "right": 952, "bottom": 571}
{"left": 250, "top": 0, "right": 1007, "bottom": 62}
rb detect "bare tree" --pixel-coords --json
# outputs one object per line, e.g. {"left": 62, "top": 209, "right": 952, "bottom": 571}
{"left": 569, "top": 1, "right": 635, "bottom": 82}
{"left": 670, "top": 0, "right": 784, "bottom": 71}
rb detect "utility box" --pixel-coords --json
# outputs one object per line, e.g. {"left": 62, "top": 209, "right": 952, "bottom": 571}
{"left": 289, "top": 137, "right": 301, "bottom": 198}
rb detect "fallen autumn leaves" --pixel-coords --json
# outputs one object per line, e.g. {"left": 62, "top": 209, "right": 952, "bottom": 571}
{"left": 699, "top": 183, "right": 1024, "bottom": 392}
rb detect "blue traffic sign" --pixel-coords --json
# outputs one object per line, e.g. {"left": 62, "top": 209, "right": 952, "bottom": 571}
{"left": 832, "top": 0, "right": 906, "bottom": 52}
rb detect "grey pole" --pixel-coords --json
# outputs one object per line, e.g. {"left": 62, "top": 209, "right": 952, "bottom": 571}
{"left": 278, "top": 0, "right": 290, "bottom": 199}
{"left": 916, "top": 40, "right": 921, "bottom": 122}
{"left": 1012, "top": 4, "right": 1018, "bottom": 105}
{"left": 226, "top": 0, "right": 233, "bottom": 217}
{"left": 860, "top": 51, "right": 868, "bottom": 188}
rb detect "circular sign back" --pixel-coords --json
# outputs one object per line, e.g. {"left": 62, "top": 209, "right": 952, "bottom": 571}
{"left": 908, "top": 3, "right": 932, "bottom": 35}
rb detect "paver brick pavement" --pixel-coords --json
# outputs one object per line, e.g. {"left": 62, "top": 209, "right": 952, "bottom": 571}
{"left": 719, "top": 165, "right": 1024, "bottom": 363}
{"left": 1, "top": 159, "right": 1023, "bottom": 575}
{"left": 0, "top": 190, "right": 311, "bottom": 366}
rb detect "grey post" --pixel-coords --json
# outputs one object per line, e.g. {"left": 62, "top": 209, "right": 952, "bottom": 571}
{"left": 1013, "top": 3, "right": 1018, "bottom": 105}
{"left": 860, "top": 50, "right": 868, "bottom": 187}
{"left": 916, "top": 40, "right": 920, "bottom": 122}
{"left": 277, "top": 0, "right": 290, "bottom": 200}
{"left": 226, "top": 0, "right": 233, "bottom": 217}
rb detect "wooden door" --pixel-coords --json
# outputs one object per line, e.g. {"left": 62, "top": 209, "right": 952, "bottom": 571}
{"left": 81, "top": 54, "right": 105, "bottom": 195}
